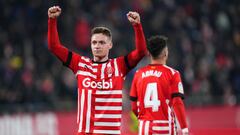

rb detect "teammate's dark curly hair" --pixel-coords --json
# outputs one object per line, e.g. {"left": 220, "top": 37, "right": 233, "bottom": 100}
{"left": 147, "top": 35, "right": 168, "bottom": 59}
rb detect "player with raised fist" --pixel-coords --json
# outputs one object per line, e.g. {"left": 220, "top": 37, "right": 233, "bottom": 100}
{"left": 47, "top": 6, "right": 147, "bottom": 135}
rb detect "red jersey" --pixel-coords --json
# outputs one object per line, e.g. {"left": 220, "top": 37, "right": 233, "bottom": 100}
{"left": 69, "top": 54, "right": 129, "bottom": 134}
{"left": 47, "top": 18, "right": 147, "bottom": 134}
{"left": 130, "top": 64, "right": 185, "bottom": 135}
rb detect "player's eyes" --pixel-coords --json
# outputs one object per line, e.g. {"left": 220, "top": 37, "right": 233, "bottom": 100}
{"left": 99, "top": 41, "right": 106, "bottom": 44}
{"left": 92, "top": 41, "right": 106, "bottom": 45}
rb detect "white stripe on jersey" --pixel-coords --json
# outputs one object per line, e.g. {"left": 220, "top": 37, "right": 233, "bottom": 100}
{"left": 93, "top": 130, "right": 120, "bottom": 134}
{"left": 94, "top": 122, "right": 121, "bottom": 127}
{"left": 163, "top": 65, "right": 176, "bottom": 75}
{"left": 76, "top": 70, "right": 96, "bottom": 79}
{"left": 96, "top": 90, "right": 122, "bottom": 95}
{"left": 107, "top": 62, "right": 112, "bottom": 78}
{"left": 77, "top": 89, "right": 80, "bottom": 123}
{"left": 81, "top": 56, "right": 90, "bottom": 62}
{"left": 95, "top": 106, "right": 122, "bottom": 110}
{"left": 137, "top": 101, "right": 140, "bottom": 114}
{"left": 85, "top": 90, "right": 92, "bottom": 132}
{"left": 153, "top": 120, "right": 169, "bottom": 124}
{"left": 92, "top": 63, "right": 98, "bottom": 66}
{"left": 101, "top": 63, "right": 107, "bottom": 79}
{"left": 95, "top": 98, "right": 122, "bottom": 102}
{"left": 152, "top": 134, "right": 169, "bottom": 135}
{"left": 114, "top": 59, "right": 119, "bottom": 76}
{"left": 145, "top": 121, "right": 150, "bottom": 135}
{"left": 95, "top": 114, "right": 121, "bottom": 118}
{"left": 139, "top": 120, "right": 143, "bottom": 135}
{"left": 78, "top": 62, "right": 97, "bottom": 72}
{"left": 152, "top": 126, "right": 170, "bottom": 131}
{"left": 78, "top": 89, "right": 85, "bottom": 132}
{"left": 168, "top": 103, "right": 172, "bottom": 135}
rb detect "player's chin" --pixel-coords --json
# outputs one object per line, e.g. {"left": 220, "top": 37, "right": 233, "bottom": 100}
{"left": 93, "top": 53, "right": 104, "bottom": 58}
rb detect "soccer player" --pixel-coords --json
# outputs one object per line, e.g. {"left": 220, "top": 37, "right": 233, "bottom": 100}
{"left": 130, "top": 35, "right": 188, "bottom": 135}
{"left": 48, "top": 6, "right": 147, "bottom": 135}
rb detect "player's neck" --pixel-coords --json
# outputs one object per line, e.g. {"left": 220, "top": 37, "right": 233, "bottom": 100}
{"left": 93, "top": 56, "right": 109, "bottom": 63}
{"left": 151, "top": 59, "right": 166, "bottom": 65}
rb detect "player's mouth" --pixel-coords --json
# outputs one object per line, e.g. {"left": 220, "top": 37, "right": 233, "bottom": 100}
{"left": 94, "top": 50, "right": 102, "bottom": 53}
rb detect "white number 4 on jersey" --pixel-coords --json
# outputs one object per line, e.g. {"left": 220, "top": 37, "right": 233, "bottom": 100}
{"left": 144, "top": 83, "right": 160, "bottom": 112}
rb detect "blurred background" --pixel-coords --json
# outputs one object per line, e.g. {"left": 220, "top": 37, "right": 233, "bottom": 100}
{"left": 0, "top": 0, "right": 240, "bottom": 135}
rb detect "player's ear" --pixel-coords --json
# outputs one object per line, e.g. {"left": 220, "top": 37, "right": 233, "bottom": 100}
{"left": 109, "top": 42, "right": 113, "bottom": 49}
{"left": 147, "top": 50, "right": 150, "bottom": 56}
{"left": 165, "top": 47, "right": 169, "bottom": 57}
{"left": 161, "top": 49, "right": 167, "bottom": 58}
{"left": 163, "top": 48, "right": 169, "bottom": 60}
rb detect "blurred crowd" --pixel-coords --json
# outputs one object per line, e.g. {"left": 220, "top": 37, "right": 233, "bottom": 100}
{"left": 0, "top": 0, "right": 240, "bottom": 113}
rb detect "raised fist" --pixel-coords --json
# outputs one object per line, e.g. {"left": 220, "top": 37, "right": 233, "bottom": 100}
{"left": 127, "top": 11, "right": 141, "bottom": 25}
{"left": 48, "top": 6, "right": 61, "bottom": 19}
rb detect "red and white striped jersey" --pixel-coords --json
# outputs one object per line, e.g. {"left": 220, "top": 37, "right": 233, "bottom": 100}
{"left": 47, "top": 18, "right": 147, "bottom": 135}
{"left": 130, "top": 64, "right": 185, "bottom": 135}
{"left": 69, "top": 53, "right": 129, "bottom": 135}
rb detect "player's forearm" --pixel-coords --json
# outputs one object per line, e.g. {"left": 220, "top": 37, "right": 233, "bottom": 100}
{"left": 48, "top": 18, "right": 61, "bottom": 50}
{"left": 126, "top": 24, "right": 147, "bottom": 68}
{"left": 133, "top": 23, "right": 147, "bottom": 56}
{"left": 48, "top": 18, "right": 68, "bottom": 61}
{"left": 172, "top": 97, "right": 188, "bottom": 129}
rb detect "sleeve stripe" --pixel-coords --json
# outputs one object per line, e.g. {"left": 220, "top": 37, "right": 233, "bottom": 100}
{"left": 171, "top": 93, "right": 184, "bottom": 99}
{"left": 63, "top": 51, "right": 72, "bottom": 67}
{"left": 130, "top": 96, "right": 138, "bottom": 101}
{"left": 124, "top": 55, "right": 131, "bottom": 70}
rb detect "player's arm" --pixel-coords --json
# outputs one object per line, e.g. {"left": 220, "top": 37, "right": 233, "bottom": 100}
{"left": 48, "top": 6, "right": 80, "bottom": 72}
{"left": 48, "top": 6, "right": 73, "bottom": 66}
{"left": 172, "top": 97, "right": 188, "bottom": 134}
{"left": 129, "top": 72, "right": 139, "bottom": 116}
{"left": 125, "top": 11, "right": 147, "bottom": 70}
{"left": 171, "top": 72, "right": 188, "bottom": 134}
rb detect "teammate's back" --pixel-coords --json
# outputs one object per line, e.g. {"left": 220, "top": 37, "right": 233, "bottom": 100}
{"left": 132, "top": 64, "right": 182, "bottom": 121}
{"left": 130, "top": 35, "right": 188, "bottom": 135}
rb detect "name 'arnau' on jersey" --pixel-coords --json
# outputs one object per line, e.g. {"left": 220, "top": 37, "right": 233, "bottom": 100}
{"left": 142, "top": 70, "right": 162, "bottom": 78}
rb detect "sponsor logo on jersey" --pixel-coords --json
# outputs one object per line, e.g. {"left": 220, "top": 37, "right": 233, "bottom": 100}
{"left": 82, "top": 78, "right": 113, "bottom": 89}
{"left": 106, "top": 66, "right": 113, "bottom": 77}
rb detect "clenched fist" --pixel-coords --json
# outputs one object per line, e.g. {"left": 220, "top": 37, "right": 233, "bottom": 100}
{"left": 48, "top": 6, "right": 62, "bottom": 19}
{"left": 127, "top": 11, "right": 141, "bottom": 25}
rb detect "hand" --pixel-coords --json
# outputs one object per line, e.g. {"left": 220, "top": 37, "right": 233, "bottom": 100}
{"left": 127, "top": 11, "right": 140, "bottom": 25}
{"left": 48, "top": 6, "right": 62, "bottom": 19}
{"left": 182, "top": 128, "right": 189, "bottom": 135}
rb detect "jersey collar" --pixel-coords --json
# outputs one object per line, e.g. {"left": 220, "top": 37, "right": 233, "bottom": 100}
{"left": 149, "top": 64, "right": 164, "bottom": 66}
{"left": 92, "top": 59, "right": 109, "bottom": 64}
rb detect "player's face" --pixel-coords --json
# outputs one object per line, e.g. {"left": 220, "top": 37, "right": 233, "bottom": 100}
{"left": 91, "top": 33, "right": 112, "bottom": 59}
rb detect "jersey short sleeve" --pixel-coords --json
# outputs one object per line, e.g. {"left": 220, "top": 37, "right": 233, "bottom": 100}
{"left": 171, "top": 71, "right": 185, "bottom": 99}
